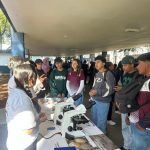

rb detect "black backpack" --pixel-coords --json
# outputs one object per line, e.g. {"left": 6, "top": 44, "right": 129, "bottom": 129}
{"left": 115, "top": 73, "right": 149, "bottom": 113}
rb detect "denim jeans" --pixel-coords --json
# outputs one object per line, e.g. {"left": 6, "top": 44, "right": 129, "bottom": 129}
{"left": 74, "top": 95, "right": 83, "bottom": 106}
{"left": 131, "top": 124, "right": 150, "bottom": 150}
{"left": 121, "top": 113, "right": 132, "bottom": 150}
{"left": 91, "top": 100, "right": 110, "bottom": 134}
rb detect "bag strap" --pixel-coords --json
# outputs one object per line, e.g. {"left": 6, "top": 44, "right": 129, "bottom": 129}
{"left": 103, "top": 70, "right": 108, "bottom": 82}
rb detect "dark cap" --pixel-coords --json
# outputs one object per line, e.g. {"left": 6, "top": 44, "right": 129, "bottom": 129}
{"left": 122, "top": 55, "right": 135, "bottom": 64}
{"left": 137, "top": 52, "right": 150, "bottom": 62}
{"left": 95, "top": 55, "right": 106, "bottom": 63}
{"left": 35, "top": 59, "right": 43, "bottom": 64}
{"left": 54, "top": 57, "right": 63, "bottom": 63}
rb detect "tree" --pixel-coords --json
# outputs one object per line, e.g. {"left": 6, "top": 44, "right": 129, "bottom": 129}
{"left": 0, "top": 9, "right": 11, "bottom": 50}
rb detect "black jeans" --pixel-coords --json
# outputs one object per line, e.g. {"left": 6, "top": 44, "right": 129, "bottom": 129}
{"left": 107, "top": 101, "right": 113, "bottom": 120}
{"left": 107, "top": 94, "right": 115, "bottom": 121}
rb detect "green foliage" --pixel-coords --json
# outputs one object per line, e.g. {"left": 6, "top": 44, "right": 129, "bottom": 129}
{"left": 0, "top": 9, "right": 11, "bottom": 36}
{"left": 0, "top": 9, "right": 11, "bottom": 47}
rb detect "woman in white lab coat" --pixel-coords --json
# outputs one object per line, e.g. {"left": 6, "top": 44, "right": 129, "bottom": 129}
{"left": 6, "top": 64, "right": 47, "bottom": 150}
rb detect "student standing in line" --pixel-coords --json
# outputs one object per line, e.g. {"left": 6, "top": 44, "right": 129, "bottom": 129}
{"left": 49, "top": 57, "right": 68, "bottom": 98}
{"left": 129, "top": 53, "right": 150, "bottom": 150}
{"left": 82, "top": 60, "right": 89, "bottom": 84}
{"left": 114, "top": 56, "right": 136, "bottom": 150}
{"left": 89, "top": 61, "right": 97, "bottom": 88}
{"left": 89, "top": 55, "right": 115, "bottom": 134}
{"left": 42, "top": 57, "right": 51, "bottom": 78}
{"left": 66, "top": 59, "right": 85, "bottom": 106}
{"left": 35, "top": 59, "right": 45, "bottom": 77}
{"left": 35, "top": 59, "right": 48, "bottom": 98}
{"left": 6, "top": 64, "right": 47, "bottom": 150}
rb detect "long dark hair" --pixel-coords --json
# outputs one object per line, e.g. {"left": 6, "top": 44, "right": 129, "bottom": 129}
{"left": 71, "top": 59, "right": 82, "bottom": 75}
{"left": 13, "top": 64, "right": 37, "bottom": 96}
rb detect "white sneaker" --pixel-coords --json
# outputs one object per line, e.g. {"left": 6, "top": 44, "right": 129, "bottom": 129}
{"left": 115, "top": 110, "right": 121, "bottom": 115}
{"left": 107, "top": 120, "right": 116, "bottom": 126}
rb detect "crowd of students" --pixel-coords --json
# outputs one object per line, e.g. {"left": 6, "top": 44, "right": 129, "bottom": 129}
{"left": 5, "top": 53, "right": 150, "bottom": 150}
{"left": 114, "top": 54, "right": 150, "bottom": 150}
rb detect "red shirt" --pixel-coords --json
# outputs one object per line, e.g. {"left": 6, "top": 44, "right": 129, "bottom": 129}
{"left": 67, "top": 70, "right": 85, "bottom": 94}
{"left": 137, "top": 79, "right": 150, "bottom": 128}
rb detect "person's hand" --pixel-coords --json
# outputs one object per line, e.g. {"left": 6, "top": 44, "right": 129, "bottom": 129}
{"left": 135, "top": 123, "right": 146, "bottom": 132}
{"left": 125, "top": 116, "right": 130, "bottom": 125}
{"left": 39, "top": 113, "right": 47, "bottom": 122}
{"left": 89, "top": 89, "right": 97, "bottom": 96}
{"left": 39, "top": 74, "right": 47, "bottom": 83}
{"left": 114, "top": 85, "right": 122, "bottom": 92}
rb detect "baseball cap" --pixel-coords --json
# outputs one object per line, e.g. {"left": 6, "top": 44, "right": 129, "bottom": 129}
{"left": 137, "top": 52, "right": 150, "bottom": 62}
{"left": 121, "top": 56, "right": 135, "bottom": 64}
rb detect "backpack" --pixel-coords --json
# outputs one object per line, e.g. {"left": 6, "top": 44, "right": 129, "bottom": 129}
{"left": 115, "top": 73, "right": 149, "bottom": 113}
{"left": 103, "top": 70, "right": 115, "bottom": 82}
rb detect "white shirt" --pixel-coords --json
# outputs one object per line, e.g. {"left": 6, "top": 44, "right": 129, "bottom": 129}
{"left": 66, "top": 80, "right": 84, "bottom": 96}
{"left": 6, "top": 88, "right": 39, "bottom": 150}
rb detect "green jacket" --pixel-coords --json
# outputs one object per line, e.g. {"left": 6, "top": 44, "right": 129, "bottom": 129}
{"left": 122, "top": 71, "right": 136, "bottom": 87}
{"left": 49, "top": 69, "right": 67, "bottom": 97}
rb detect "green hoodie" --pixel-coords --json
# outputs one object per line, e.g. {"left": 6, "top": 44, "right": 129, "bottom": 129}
{"left": 49, "top": 69, "right": 67, "bottom": 97}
